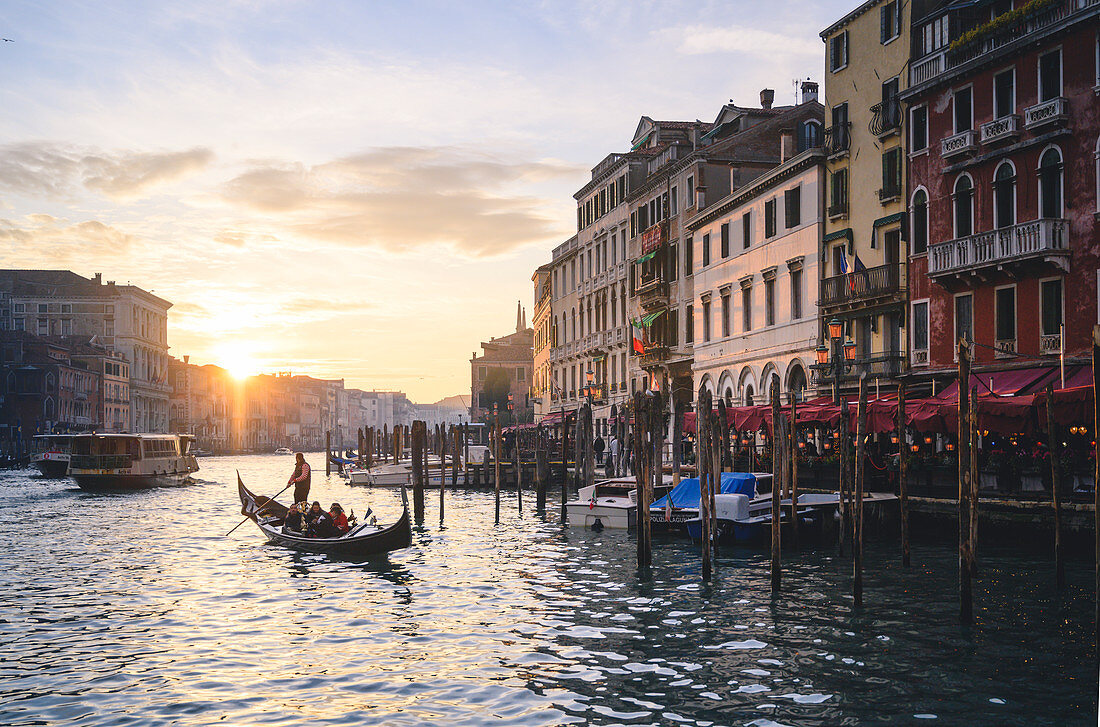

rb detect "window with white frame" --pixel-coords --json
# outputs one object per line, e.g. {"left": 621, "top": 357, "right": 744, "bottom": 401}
{"left": 1039, "top": 146, "right": 1063, "bottom": 218}
{"left": 954, "top": 293, "right": 973, "bottom": 345}
{"left": 1040, "top": 278, "right": 1063, "bottom": 341}
{"left": 953, "top": 86, "right": 973, "bottom": 133}
{"left": 995, "top": 285, "right": 1016, "bottom": 353}
{"left": 953, "top": 174, "right": 974, "bottom": 238}
{"left": 994, "top": 67, "right": 1015, "bottom": 119}
{"left": 911, "top": 188, "right": 929, "bottom": 254}
{"left": 993, "top": 161, "right": 1016, "bottom": 230}
{"left": 910, "top": 105, "right": 928, "bottom": 152}
{"left": 1038, "top": 48, "right": 1062, "bottom": 102}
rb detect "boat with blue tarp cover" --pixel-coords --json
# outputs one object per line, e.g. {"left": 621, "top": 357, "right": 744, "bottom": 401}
{"left": 651, "top": 472, "right": 765, "bottom": 528}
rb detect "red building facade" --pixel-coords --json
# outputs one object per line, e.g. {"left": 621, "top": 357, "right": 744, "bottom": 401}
{"left": 902, "top": 0, "right": 1099, "bottom": 385}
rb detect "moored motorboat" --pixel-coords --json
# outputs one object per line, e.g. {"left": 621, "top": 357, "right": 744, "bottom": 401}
{"left": 31, "top": 434, "right": 73, "bottom": 478}
{"left": 650, "top": 472, "right": 769, "bottom": 531}
{"left": 347, "top": 457, "right": 455, "bottom": 487}
{"left": 565, "top": 478, "right": 638, "bottom": 529}
{"left": 237, "top": 474, "right": 412, "bottom": 557}
{"left": 274, "top": 447, "right": 293, "bottom": 455}
{"left": 68, "top": 433, "right": 200, "bottom": 490}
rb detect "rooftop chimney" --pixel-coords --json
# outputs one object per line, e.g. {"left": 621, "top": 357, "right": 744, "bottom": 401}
{"left": 780, "top": 129, "right": 795, "bottom": 163}
{"left": 801, "top": 80, "right": 819, "bottom": 104}
{"left": 760, "top": 89, "right": 775, "bottom": 110}
{"left": 93, "top": 272, "right": 102, "bottom": 285}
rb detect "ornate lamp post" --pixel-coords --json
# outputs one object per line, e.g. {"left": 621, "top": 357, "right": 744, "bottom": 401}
{"left": 816, "top": 318, "right": 857, "bottom": 404}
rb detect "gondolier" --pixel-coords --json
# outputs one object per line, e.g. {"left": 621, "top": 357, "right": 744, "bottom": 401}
{"left": 288, "top": 453, "right": 311, "bottom": 502}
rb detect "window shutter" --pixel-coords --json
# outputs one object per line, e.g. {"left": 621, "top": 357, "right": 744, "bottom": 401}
{"left": 881, "top": 6, "right": 887, "bottom": 43}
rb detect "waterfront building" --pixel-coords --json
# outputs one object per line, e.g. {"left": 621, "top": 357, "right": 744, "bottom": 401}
{"left": 0, "top": 331, "right": 101, "bottom": 435}
{"left": 901, "top": 0, "right": 1100, "bottom": 387}
{"left": 626, "top": 92, "right": 824, "bottom": 414}
{"left": 470, "top": 305, "right": 534, "bottom": 424}
{"left": 530, "top": 263, "right": 554, "bottom": 421}
{"left": 66, "top": 336, "right": 131, "bottom": 433}
{"left": 169, "top": 357, "right": 232, "bottom": 450}
{"left": 559, "top": 147, "right": 647, "bottom": 433}
{"left": 688, "top": 143, "right": 826, "bottom": 405}
{"left": 0, "top": 270, "right": 172, "bottom": 432}
{"left": 818, "top": 0, "right": 913, "bottom": 398}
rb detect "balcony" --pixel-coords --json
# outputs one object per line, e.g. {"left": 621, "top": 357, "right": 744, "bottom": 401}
{"left": 638, "top": 345, "right": 669, "bottom": 368}
{"left": 819, "top": 262, "right": 905, "bottom": 308}
{"left": 979, "top": 114, "right": 1021, "bottom": 144}
{"left": 824, "top": 123, "right": 851, "bottom": 158}
{"left": 812, "top": 353, "right": 906, "bottom": 384}
{"left": 868, "top": 99, "right": 901, "bottom": 137}
{"left": 941, "top": 129, "right": 977, "bottom": 158}
{"left": 878, "top": 184, "right": 901, "bottom": 203}
{"left": 995, "top": 338, "right": 1017, "bottom": 358}
{"left": 637, "top": 278, "right": 669, "bottom": 309}
{"left": 1024, "top": 97, "right": 1068, "bottom": 131}
{"left": 927, "top": 218, "right": 1069, "bottom": 278}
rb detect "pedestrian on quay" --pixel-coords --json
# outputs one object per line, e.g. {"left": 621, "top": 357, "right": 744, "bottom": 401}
{"left": 288, "top": 452, "right": 311, "bottom": 503}
{"left": 608, "top": 434, "right": 620, "bottom": 477}
{"left": 593, "top": 434, "right": 605, "bottom": 470}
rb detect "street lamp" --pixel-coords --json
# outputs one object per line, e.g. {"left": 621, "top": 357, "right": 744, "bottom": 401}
{"left": 584, "top": 368, "right": 596, "bottom": 405}
{"left": 819, "top": 318, "right": 856, "bottom": 404}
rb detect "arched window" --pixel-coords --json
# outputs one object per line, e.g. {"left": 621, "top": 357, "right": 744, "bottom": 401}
{"left": 743, "top": 385, "right": 754, "bottom": 406}
{"left": 953, "top": 174, "right": 974, "bottom": 238}
{"left": 725, "top": 387, "right": 733, "bottom": 406}
{"left": 798, "top": 120, "right": 822, "bottom": 152}
{"left": 1039, "top": 146, "right": 1063, "bottom": 218}
{"left": 993, "top": 161, "right": 1016, "bottom": 230}
{"left": 911, "top": 188, "right": 929, "bottom": 254}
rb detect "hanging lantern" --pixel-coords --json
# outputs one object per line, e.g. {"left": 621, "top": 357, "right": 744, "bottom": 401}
{"left": 910, "top": 443, "right": 920, "bottom": 452}
{"left": 824, "top": 441, "right": 832, "bottom": 450}
{"left": 945, "top": 442, "right": 955, "bottom": 451}
{"left": 843, "top": 338, "right": 857, "bottom": 362}
{"left": 890, "top": 433, "right": 899, "bottom": 445}
{"left": 833, "top": 431, "right": 840, "bottom": 439}
{"left": 1070, "top": 426, "right": 1079, "bottom": 435}
{"left": 923, "top": 435, "right": 932, "bottom": 444}
{"left": 815, "top": 345, "right": 829, "bottom": 366}
{"left": 828, "top": 318, "right": 843, "bottom": 340}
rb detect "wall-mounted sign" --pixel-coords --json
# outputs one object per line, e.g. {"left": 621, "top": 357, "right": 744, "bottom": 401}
{"left": 641, "top": 223, "right": 665, "bottom": 255}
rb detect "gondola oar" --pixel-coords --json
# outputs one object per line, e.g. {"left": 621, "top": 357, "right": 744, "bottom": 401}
{"left": 226, "top": 470, "right": 292, "bottom": 536}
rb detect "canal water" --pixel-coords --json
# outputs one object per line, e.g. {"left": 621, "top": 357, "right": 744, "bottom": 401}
{"left": 0, "top": 454, "right": 1096, "bottom": 726}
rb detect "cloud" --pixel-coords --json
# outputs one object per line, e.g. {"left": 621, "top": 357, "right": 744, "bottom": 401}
{"left": 673, "top": 24, "right": 821, "bottom": 57}
{"left": 0, "top": 214, "right": 137, "bottom": 255}
{"left": 0, "top": 142, "right": 214, "bottom": 201}
{"left": 220, "top": 146, "right": 581, "bottom": 256}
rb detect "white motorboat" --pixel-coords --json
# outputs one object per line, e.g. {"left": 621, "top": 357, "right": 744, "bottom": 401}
{"left": 31, "top": 434, "right": 72, "bottom": 478}
{"left": 69, "top": 433, "right": 200, "bottom": 490}
{"left": 348, "top": 457, "right": 455, "bottom": 487}
{"left": 274, "top": 447, "right": 293, "bottom": 455}
{"left": 565, "top": 478, "right": 638, "bottom": 530}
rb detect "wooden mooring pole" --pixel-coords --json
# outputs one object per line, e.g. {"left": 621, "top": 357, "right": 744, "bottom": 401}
{"left": 411, "top": 421, "right": 425, "bottom": 524}
{"left": 325, "top": 431, "right": 332, "bottom": 476}
{"left": 838, "top": 400, "right": 849, "bottom": 556}
{"left": 958, "top": 339, "right": 974, "bottom": 625}
{"left": 788, "top": 392, "right": 800, "bottom": 549}
{"left": 645, "top": 392, "right": 661, "bottom": 569}
{"left": 697, "top": 386, "right": 713, "bottom": 580}
{"left": 515, "top": 428, "right": 523, "bottom": 514}
{"left": 535, "top": 432, "right": 547, "bottom": 512}
{"left": 769, "top": 380, "right": 782, "bottom": 592}
{"left": 1092, "top": 326, "right": 1100, "bottom": 656}
{"left": 854, "top": 374, "right": 868, "bottom": 607}
{"left": 439, "top": 423, "right": 447, "bottom": 524}
{"left": 898, "top": 383, "right": 911, "bottom": 567}
{"left": 1045, "top": 384, "right": 1064, "bottom": 590}
{"left": 494, "top": 405, "right": 501, "bottom": 524}
{"left": 634, "top": 392, "right": 649, "bottom": 569}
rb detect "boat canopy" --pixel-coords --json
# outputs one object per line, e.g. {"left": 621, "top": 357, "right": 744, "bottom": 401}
{"left": 651, "top": 472, "right": 756, "bottom": 510}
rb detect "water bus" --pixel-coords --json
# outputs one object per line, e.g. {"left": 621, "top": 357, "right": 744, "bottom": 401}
{"left": 31, "top": 434, "right": 73, "bottom": 478}
{"left": 68, "top": 433, "right": 200, "bottom": 490}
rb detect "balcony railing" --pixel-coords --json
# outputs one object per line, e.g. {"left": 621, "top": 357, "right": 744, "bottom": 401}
{"left": 869, "top": 99, "right": 901, "bottom": 136}
{"left": 824, "top": 123, "right": 851, "bottom": 157}
{"left": 813, "top": 353, "right": 906, "bottom": 384}
{"left": 828, "top": 200, "right": 848, "bottom": 219}
{"left": 910, "top": 0, "right": 1098, "bottom": 87}
{"left": 980, "top": 114, "right": 1021, "bottom": 144}
{"left": 927, "top": 218, "right": 1069, "bottom": 277}
{"left": 819, "top": 262, "right": 905, "bottom": 307}
{"left": 639, "top": 346, "right": 670, "bottom": 368}
{"left": 1024, "top": 97, "right": 1069, "bottom": 130}
{"left": 637, "top": 279, "right": 669, "bottom": 308}
{"left": 941, "top": 129, "right": 977, "bottom": 158}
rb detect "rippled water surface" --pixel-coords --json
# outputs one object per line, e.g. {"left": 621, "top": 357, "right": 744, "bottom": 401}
{"left": 0, "top": 455, "right": 1096, "bottom": 726}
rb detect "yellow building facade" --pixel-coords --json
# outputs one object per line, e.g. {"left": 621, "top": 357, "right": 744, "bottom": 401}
{"left": 819, "top": 0, "right": 911, "bottom": 397}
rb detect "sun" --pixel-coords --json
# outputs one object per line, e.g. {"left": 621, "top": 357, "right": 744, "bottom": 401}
{"left": 217, "top": 345, "right": 259, "bottom": 380}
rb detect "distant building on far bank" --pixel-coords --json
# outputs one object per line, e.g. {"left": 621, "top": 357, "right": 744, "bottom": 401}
{"left": 470, "top": 303, "right": 534, "bottom": 424}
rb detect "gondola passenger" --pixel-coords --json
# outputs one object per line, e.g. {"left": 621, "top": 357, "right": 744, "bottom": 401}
{"left": 329, "top": 503, "right": 349, "bottom": 534}
{"left": 308, "top": 508, "right": 342, "bottom": 538}
{"left": 283, "top": 503, "right": 305, "bottom": 534}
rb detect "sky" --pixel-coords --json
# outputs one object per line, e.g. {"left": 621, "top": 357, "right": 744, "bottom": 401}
{"left": 0, "top": 0, "right": 851, "bottom": 403}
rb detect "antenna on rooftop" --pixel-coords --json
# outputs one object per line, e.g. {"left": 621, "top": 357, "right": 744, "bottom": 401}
{"left": 792, "top": 79, "right": 801, "bottom": 104}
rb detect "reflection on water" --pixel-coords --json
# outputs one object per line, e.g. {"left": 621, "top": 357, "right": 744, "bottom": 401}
{"left": 0, "top": 454, "right": 1095, "bottom": 726}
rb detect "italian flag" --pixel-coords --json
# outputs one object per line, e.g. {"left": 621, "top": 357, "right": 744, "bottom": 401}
{"left": 632, "top": 319, "right": 645, "bottom": 355}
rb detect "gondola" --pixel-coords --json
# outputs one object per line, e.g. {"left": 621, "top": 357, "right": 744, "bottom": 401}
{"left": 236, "top": 474, "right": 412, "bottom": 557}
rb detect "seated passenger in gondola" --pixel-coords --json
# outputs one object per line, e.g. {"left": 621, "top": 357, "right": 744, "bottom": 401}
{"left": 283, "top": 502, "right": 305, "bottom": 534}
{"left": 305, "top": 501, "right": 325, "bottom": 526}
{"left": 329, "top": 503, "right": 349, "bottom": 534}
{"left": 308, "top": 508, "right": 342, "bottom": 538}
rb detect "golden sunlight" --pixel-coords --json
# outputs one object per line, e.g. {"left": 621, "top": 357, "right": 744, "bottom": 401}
{"left": 216, "top": 345, "right": 259, "bottom": 380}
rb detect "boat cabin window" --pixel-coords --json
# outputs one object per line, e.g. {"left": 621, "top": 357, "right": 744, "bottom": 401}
{"left": 72, "top": 437, "right": 142, "bottom": 458}
{"left": 143, "top": 439, "right": 180, "bottom": 458}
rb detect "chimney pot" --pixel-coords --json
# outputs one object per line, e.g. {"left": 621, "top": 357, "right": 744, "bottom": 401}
{"left": 801, "top": 80, "right": 819, "bottom": 104}
{"left": 93, "top": 273, "right": 102, "bottom": 285}
{"left": 760, "top": 89, "right": 775, "bottom": 110}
